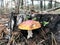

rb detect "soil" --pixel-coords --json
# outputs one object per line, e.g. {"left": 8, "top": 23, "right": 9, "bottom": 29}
{"left": 0, "top": 14, "right": 60, "bottom": 45}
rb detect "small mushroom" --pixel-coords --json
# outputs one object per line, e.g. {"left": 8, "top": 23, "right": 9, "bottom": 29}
{"left": 18, "top": 20, "right": 41, "bottom": 39}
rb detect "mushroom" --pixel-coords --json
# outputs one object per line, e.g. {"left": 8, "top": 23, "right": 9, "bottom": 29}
{"left": 18, "top": 20, "right": 41, "bottom": 39}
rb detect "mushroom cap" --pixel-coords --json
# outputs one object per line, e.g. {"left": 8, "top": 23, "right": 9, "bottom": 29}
{"left": 18, "top": 20, "right": 41, "bottom": 30}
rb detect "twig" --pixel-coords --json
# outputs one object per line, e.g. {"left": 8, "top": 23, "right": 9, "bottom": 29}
{"left": 51, "top": 32, "right": 53, "bottom": 45}
{"left": 41, "top": 28, "right": 46, "bottom": 39}
{"left": 51, "top": 32, "right": 57, "bottom": 45}
{"left": 39, "top": 40, "right": 45, "bottom": 44}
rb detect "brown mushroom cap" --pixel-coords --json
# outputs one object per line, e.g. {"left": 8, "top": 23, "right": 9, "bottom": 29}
{"left": 18, "top": 20, "right": 41, "bottom": 30}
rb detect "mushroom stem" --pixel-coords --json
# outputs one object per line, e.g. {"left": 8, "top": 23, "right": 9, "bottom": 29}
{"left": 27, "top": 30, "right": 33, "bottom": 39}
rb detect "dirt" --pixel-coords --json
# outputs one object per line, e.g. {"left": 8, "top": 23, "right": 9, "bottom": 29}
{"left": 0, "top": 14, "right": 60, "bottom": 45}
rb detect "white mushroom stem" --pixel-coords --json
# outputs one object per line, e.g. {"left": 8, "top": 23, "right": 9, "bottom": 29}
{"left": 27, "top": 30, "right": 33, "bottom": 39}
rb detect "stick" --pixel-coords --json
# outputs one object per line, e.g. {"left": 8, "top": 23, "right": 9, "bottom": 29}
{"left": 51, "top": 32, "right": 57, "bottom": 45}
